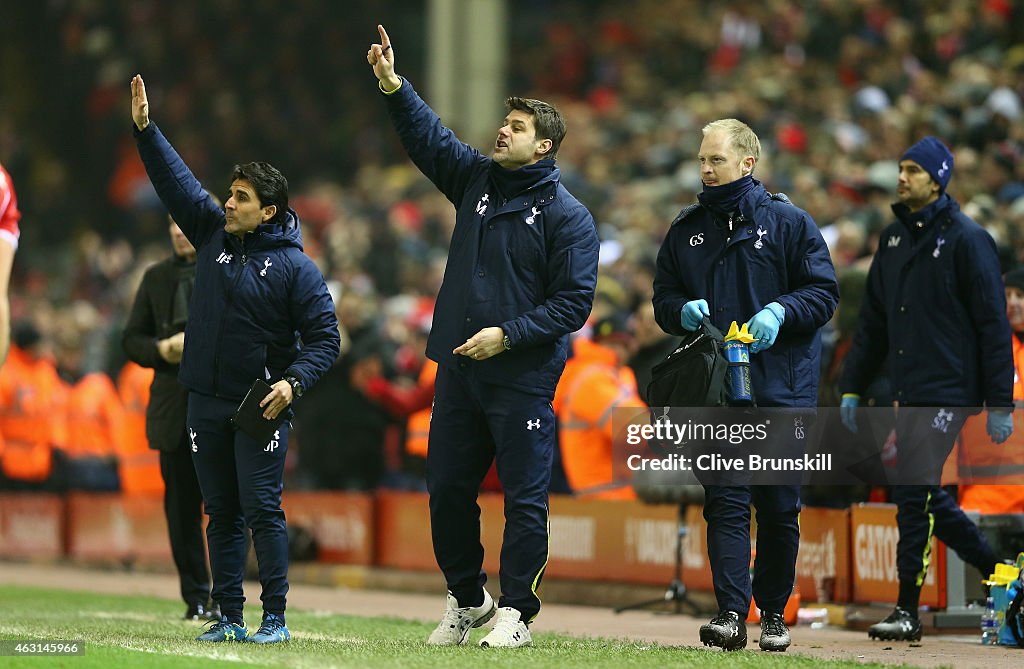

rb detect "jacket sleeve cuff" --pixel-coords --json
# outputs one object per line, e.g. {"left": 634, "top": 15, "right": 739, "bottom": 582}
{"left": 133, "top": 121, "right": 155, "bottom": 138}
{"left": 379, "top": 77, "right": 404, "bottom": 95}
{"left": 500, "top": 321, "right": 520, "bottom": 348}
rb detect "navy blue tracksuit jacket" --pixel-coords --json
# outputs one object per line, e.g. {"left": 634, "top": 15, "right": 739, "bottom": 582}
{"left": 383, "top": 79, "right": 599, "bottom": 397}
{"left": 134, "top": 124, "right": 339, "bottom": 400}
{"left": 653, "top": 182, "right": 838, "bottom": 407}
{"left": 382, "top": 79, "right": 599, "bottom": 623}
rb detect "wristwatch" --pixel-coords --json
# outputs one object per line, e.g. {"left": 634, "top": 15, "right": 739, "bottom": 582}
{"left": 284, "top": 374, "right": 304, "bottom": 399}
{"left": 502, "top": 334, "right": 512, "bottom": 351}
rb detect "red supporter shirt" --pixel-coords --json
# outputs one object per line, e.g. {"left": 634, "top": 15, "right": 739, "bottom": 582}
{"left": 0, "top": 162, "right": 21, "bottom": 250}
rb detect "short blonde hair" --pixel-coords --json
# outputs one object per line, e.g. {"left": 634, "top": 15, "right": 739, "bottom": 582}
{"left": 702, "top": 119, "right": 761, "bottom": 167}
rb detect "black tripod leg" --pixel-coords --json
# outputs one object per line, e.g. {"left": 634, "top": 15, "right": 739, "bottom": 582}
{"left": 615, "top": 504, "right": 701, "bottom": 615}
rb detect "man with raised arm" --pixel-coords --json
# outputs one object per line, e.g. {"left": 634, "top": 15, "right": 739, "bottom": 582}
{"left": 367, "top": 24, "right": 600, "bottom": 649}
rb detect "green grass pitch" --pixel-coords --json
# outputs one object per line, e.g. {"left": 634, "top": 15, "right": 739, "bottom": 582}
{"left": 0, "top": 585, "right": 895, "bottom": 668}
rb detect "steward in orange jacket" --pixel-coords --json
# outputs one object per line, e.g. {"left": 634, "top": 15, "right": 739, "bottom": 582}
{"left": 0, "top": 323, "right": 64, "bottom": 486}
{"left": 554, "top": 314, "right": 645, "bottom": 500}
{"left": 55, "top": 333, "right": 124, "bottom": 492}
{"left": 117, "top": 361, "right": 162, "bottom": 495}
{"left": 959, "top": 267, "right": 1024, "bottom": 513}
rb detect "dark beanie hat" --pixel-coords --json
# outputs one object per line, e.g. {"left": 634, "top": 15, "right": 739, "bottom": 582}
{"left": 901, "top": 136, "right": 954, "bottom": 192}
{"left": 1004, "top": 267, "right": 1024, "bottom": 292}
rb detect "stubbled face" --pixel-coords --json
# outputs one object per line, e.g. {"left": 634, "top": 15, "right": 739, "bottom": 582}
{"left": 1007, "top": 286, "right": 1024, "bottom": 333}
{"left": 168, "top": 218, "right": 195, "bottom": 259}
{"left": 698, "top": 130, "right": 754, "bottom": 187}
{"left": 492, "top": 110, "right": 549, "bottom": 169}
{"left": 896, "top": 160, "right": 940, "bottom": 211}
{"left": 225, "top": 179, "right": 274, "bottom": 237}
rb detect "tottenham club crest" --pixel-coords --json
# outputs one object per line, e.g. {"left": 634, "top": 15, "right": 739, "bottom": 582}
{"left": 754, "top": 226, "right": 768, "bottom": 250}
{"left": 932, "top": 237, "right": 945, "bottom": 258}
{"left": 475, "top": 193, "right": 489, "bottom": 216}
{"left": 932, "top": 408, "right": 954, "bottom": 433}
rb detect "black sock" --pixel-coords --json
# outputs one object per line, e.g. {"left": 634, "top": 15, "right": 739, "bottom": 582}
{"left": 458, "top": 591, "right": 484, "bottom": 608}
{"left": 897, "top": 582, "right": 921, "bottom": 616}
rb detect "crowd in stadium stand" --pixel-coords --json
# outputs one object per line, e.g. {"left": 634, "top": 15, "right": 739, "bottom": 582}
{"left": 1, "top": 0, "right": 1022, "bottom": 492}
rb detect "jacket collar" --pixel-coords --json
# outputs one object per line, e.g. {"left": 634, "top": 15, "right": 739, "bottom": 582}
{"left": 892, "top": 193, "right": 956, "bottom": 233}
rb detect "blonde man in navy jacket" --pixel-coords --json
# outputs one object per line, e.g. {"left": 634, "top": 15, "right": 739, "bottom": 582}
{"left": 654, "top": 118, "right": 838, "bottom": 652}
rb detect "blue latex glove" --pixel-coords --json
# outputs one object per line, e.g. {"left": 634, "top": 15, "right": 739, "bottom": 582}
{"left": 746, "top": 302, "right": 785, "bottom": 353}
{"left": 840, "top": 394, "right": 859, "bottom": 433}
{"left": 987, "top": 410, "right": 1013, "bottom": 444}
{"left": 680, "top": 299, "right": 710, "bottom": 332}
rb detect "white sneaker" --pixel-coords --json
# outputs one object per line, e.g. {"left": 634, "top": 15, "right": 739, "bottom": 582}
{"left": 426, "top": 589, "right": 496, "bottom": 645}
{"left": 479, "top": 607, "right": 532, "bottom": 648}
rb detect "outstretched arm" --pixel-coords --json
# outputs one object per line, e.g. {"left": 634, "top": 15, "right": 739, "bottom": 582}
{"left": 131, "top": 74, "right": 223, "bottom": 248}
{"left": 367, "top": 25, "right": 487, "bottom": 204}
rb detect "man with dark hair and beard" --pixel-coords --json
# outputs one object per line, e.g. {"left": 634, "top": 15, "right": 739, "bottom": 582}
{"left": 368, "top": 24, "right": 599, "bottom": 648}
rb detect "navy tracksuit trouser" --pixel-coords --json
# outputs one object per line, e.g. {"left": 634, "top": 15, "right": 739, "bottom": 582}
{"left": 891, "top": 408, "right": 997, "bottom": 589}
{"left": 427, "top": 364, "right": 553, "bottom": 623}
{"left": 703, "top": 483, "right": 801, "bottom": 615}
{"left": 188, "top": 392, "right": 289, "bottom": 622}
{"left": 700, "top": 408, "right": 808, "bottom": 616}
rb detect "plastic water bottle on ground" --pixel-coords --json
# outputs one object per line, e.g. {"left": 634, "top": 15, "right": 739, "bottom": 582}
{"left": 980, "top": 596, "right": 998, "bottom": 645}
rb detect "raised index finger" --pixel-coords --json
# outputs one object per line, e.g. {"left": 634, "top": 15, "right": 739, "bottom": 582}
{"left": 378, "top": 24, "right": 390, "bottom": 48}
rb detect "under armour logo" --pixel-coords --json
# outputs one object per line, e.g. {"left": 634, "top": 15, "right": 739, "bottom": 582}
{"left": 525, "top": 206, "right": 540, "bottom": 225}
{"left": 216, "top": 251, "right": 233, "bottom": 264}
{"left": 526, "top": 419, "right": 541, "bottom": 430}
{"left": 932, "top": 237, "right": 945, "bottom": 258}
{"left": 475, "top": 193, "right": 490, "bottom": 216}
{"left": 265, "top": 430, "right": 281, "bottom": 452}
{"left": 260, "top": 258, "right": 272, "bottom": 277}
{"left": 754, "top": 226, "right": 768, "bottom": 250}
{"left": 189, "top": 428, "right": 198, "bottom": 452}
{"left": 225, "top": 630, "right": 236, "bottom": 640}
{"left": 887, "top": 236, "right": 901, "bottom": 248}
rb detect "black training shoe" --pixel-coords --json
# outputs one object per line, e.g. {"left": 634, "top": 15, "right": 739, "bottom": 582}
{"left": 699, "top": 610, "right": 747, "bottom": 651}
{"left": 867, "top": 606, "right": 922, "bottom": 641}
{"left": 185, "top": 603, "right": 221, "bottom": 621}
{"left": 758, "top": 611, "right": 791, "bottom": 652}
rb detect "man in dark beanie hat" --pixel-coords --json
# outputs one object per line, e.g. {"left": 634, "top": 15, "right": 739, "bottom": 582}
{"left": 900, "top": 136, "right": 954, "bottom": 194}
{"left": 840, "top": 137, "right": 1014, "bottom": 642}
